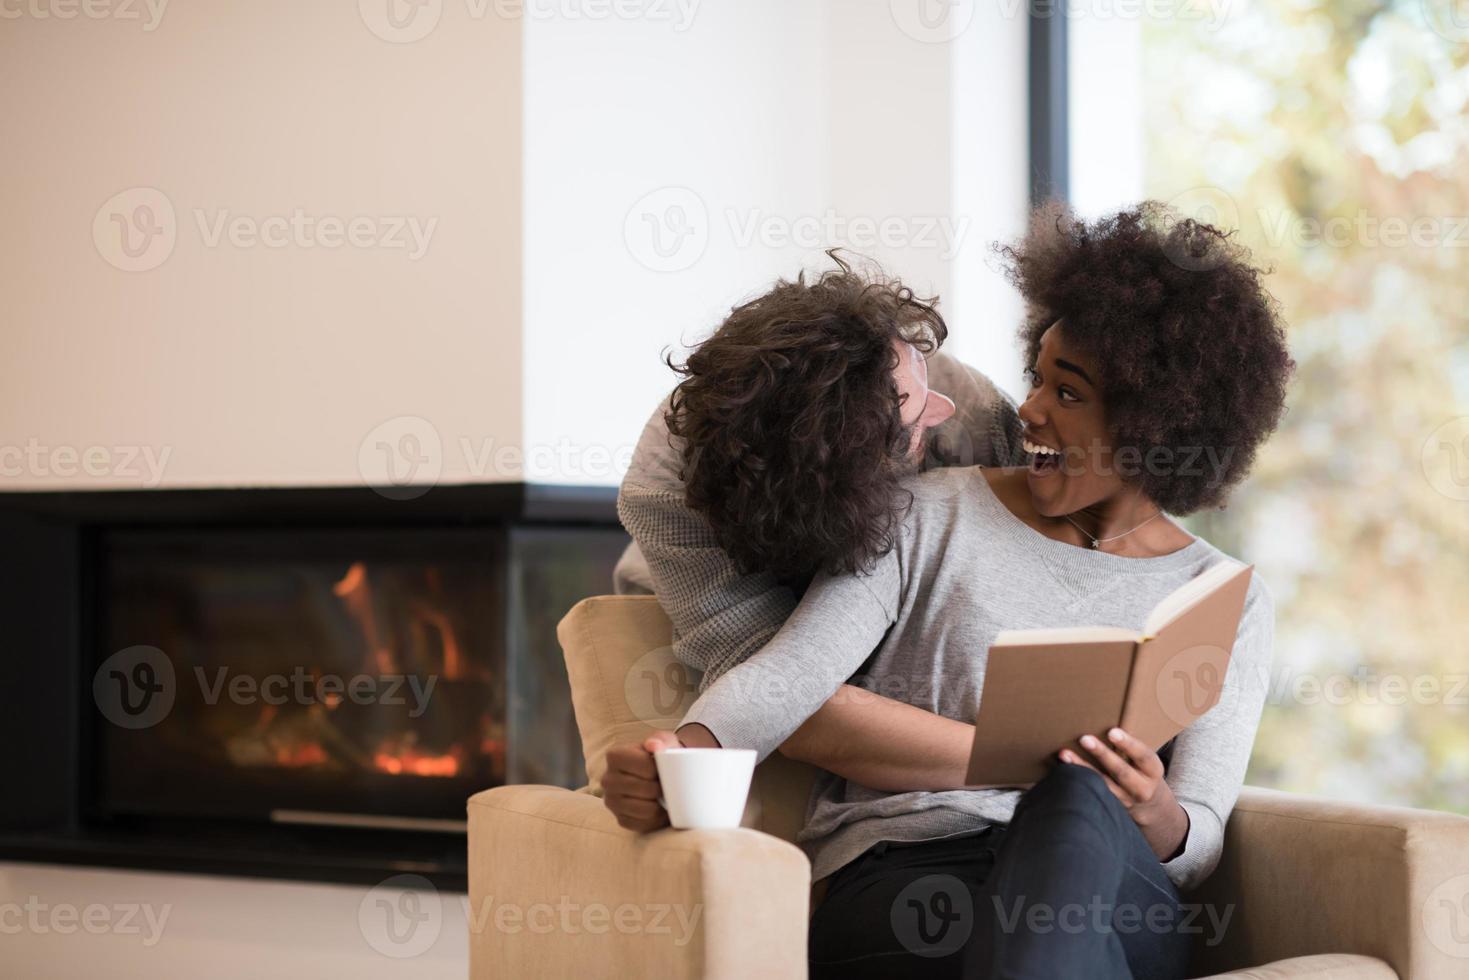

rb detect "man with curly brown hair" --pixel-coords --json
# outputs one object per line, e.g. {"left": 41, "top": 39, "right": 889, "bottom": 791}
{"left": 612, "top": 253, "right": 1025, "bottom": 684}
{"left": 604, "top": 254, "right": 1025, "bottom": 840}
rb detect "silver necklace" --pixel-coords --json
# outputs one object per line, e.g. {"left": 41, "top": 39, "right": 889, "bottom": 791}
{"left": 1062, "top": 509, "right": 1164, "bottom": 550}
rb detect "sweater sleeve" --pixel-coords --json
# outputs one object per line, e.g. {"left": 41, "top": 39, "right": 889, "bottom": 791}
{"left": 678, "top": 556, "right": 901, "bottom": 762}
{"left": 617, "top": 478, "right": 798, "bottom": 689}
{"left": 1158, "top": 578, "right": 1276, "bottom": 891}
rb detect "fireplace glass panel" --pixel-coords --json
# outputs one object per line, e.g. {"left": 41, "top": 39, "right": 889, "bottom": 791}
{"left": 97, "top": 527, "right": 509, "bottom": 822}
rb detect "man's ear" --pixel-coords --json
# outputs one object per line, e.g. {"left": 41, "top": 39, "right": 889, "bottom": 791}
{"left": 922, "top": 392, "right": 957, "bottom": 427}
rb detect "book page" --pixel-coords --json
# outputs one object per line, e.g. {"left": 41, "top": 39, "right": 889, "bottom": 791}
{"left": 992, "top": 626, "right": 1140, "bottom": 646}
{"left": 1143, "top": 559, "right": 1249, "bottom": 636}
{"left": 967, "top": 638, "right": 1136, "bottom": 788}
{"left": 1122, "top": 564, "right": 1253, "bottom": 749}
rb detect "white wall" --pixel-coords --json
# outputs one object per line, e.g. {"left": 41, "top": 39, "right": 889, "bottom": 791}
{"left": 0, "top": 0, "right": 523, "bottom": 491}
{"left": 521, "top": 0, "right": 1033, "bottom": 481}
{"left": 520, "top": 0, "right": 835, "bottom": 484}
{"left": 947, "top": 0, "right": 1033, "bottom": 403}
{"left": 824, "top": 1, "right": 1030, "bottom": 404}
{"left": 1068, "top": 15, "right": 1145, "bottom": 220}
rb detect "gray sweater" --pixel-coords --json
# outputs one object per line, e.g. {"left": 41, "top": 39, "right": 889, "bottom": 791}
{"left": 613, "top": 351, "right": 1025, "bottom": 684}
{"left": 680, "top": 467, "right": 1274, "bottom": 891}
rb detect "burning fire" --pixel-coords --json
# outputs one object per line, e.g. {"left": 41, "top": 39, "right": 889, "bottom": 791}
{"left": 372, "top": 747, "right": 462, "bottom": 778}
{"left": 276, "top": 742, "right": 329, "bottom": 768}
{"left": 331, "top": 560, "right": 466, "bottom": 679}
{"left": 222, "top": 563, "right": 481, "bottom": 780}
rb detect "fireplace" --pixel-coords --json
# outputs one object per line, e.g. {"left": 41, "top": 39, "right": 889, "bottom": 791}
{"left": 0, "top": 483, "right": 625, "bottom": 888}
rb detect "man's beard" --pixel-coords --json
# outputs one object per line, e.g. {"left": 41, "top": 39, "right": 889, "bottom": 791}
{"left": 897, "top": 423, "right": 927, "bottom": 476}
{"left": 913, "top": 423, "right": 965, "bottom": 473}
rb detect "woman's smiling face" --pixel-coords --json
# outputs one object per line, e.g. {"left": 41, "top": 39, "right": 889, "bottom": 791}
{"left": 1017, "top": 321, "right": 1128, "bottom": 517}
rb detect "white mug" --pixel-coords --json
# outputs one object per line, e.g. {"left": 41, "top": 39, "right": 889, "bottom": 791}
{"left": 653, "top": 747, "right": 757, "bottom": 830}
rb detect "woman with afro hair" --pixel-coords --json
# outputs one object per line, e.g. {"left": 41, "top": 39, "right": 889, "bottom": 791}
{"left": 608, "top": 203, "right": 1295, "bottom": 979}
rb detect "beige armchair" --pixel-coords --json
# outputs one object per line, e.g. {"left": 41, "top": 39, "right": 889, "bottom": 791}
{"left": 469, "top": 596, "right": 1469, "bottom": 979}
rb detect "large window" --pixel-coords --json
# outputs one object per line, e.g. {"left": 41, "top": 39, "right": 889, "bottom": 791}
{"left": 1069, "top": 1, "right": 1469, "bottom": 810}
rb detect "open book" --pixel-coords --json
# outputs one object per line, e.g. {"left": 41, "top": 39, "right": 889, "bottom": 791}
{"left": 964, "top": 561, "right": 1253, "bottom": 788}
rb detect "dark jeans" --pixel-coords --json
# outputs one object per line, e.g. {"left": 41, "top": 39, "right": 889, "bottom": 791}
{"left": 808, "top": 765, "right": 1192, "bottom": 980}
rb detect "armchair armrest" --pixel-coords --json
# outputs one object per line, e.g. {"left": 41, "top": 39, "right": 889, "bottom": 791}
{"left": 1189, "top": 786, "right": 1469, "bottom": 980}
{"left": 469, "top": 785, "right": 811, "bottom": 980}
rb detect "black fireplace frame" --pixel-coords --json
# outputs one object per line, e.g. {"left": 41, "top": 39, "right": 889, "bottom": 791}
{"left": 0, "top": 482, "right": 623, "bottom": 890}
